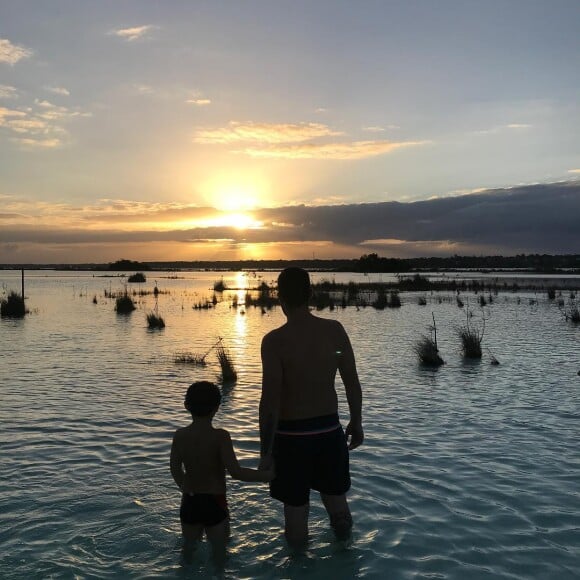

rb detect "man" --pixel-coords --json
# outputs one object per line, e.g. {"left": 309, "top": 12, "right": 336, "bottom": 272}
{"left": 259, "top": 267, "right": 364, "bottom": 547}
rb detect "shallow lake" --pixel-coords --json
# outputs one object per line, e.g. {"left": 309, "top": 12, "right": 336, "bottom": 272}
{"left": 1, "top": 271, "right": 579, "bottom": 579}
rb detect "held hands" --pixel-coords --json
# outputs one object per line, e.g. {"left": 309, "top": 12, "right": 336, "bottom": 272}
{"left": 259, "top": 453, "right": 276, "bottom": 482}
{"left": 345, "top": 420, "right": 364, "bottom": 450}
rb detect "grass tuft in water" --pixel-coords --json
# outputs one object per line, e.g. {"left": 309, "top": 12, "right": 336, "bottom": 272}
{"left": 0, "top": 291, "right": 27, "bottom": 318}
{"left": 216, "top": 341, "right": 237, "bottom": 383}
{"left": 147, "top": 312, "right": 165, "bottom": 329}
{"left": 115, "top": 294, "right": 136, "bottom": 314}
{"left": 457, "top": 309, "right": 484, "bottom": 359}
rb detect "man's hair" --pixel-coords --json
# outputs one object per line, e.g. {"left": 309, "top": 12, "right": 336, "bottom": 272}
{"left": 185, "top": 381, "right": 221, "bottom": 417}
{"left": 277, "top": 267, "right": 311, "bottom": 308}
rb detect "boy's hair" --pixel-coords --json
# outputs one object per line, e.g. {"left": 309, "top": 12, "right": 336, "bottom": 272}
{"left": 277, "top": 267, "right": 311, "bottom": 308}
{"left": 185, "top": 381, "right": 221, "bottom": 417}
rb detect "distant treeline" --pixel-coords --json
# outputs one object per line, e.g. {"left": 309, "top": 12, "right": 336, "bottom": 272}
{"left": 1, "top": 253, "right": 579, "bottom": 273}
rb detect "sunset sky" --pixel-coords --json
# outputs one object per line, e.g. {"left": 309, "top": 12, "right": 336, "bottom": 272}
{"left": 1, "top": 0, "right": 579, "bottom": 263}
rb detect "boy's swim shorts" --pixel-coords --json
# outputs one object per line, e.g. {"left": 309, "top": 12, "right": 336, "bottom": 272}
{"left": 180, "top": 493, "right": 229, "bottom": 527}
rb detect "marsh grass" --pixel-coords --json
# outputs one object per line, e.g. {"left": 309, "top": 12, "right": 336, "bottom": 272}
{"left": 127, "top": 272, "right": 146, "bottom": 283}
{"left": 0, "top": 291, "right": 27, "bottom": 318}
{"left": 216, "top": 341, "right": 237, "bottom": 383}
{"left": 414, "top": 336, "right": 444, "bottom": 366}
{"left": 115, "top": 294, "right": 136, "bottom": 314}
{"left": 213, "top": 278, "right": 227, "bottom": 292}
{"left": 147, "top": 312, "right": 165, "bottom": 329}
{"left": 414, "top": 312, "right": 444, "bottom": 366}
{"left": 457, "top": 309, "right": 484, "bottom": 358}
{"left": 174, "top": 351, "right": 207, "bottom": 365}
{"left": 560, "top": 301, "right": 580, "bottom": 323}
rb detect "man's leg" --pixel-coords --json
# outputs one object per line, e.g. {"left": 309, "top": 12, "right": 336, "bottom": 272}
{"left": 284, "top": 503, "right": 309, "bottom": 548}
{"left": 321, "top": 493, "right": 352, "bottom": 540}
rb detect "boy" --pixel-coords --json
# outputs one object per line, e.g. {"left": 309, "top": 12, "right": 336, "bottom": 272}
{"left": 170, "top": 381, "right": 273, "bottom": 555}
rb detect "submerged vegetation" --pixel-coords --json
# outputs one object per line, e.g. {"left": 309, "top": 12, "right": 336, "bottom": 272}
{"left": 128, "top": 272, "right": 147, "bottom": 283}
{"left": 216, "top": 341, "right": 237, "bottom": 383}
{"left": 414, "top": 314, "right": 444, "bottom": 366}
{"left": 458, "top": 309, "right": 485, "bottom": 359}
{"left": 115, "top": 294, "right": 136, "bottom": 314}
{"left": 0, "top": 291, "right": 27, "bottom": 318}
{"left": 147, "top": 312, "right": 165, "bottom": 329}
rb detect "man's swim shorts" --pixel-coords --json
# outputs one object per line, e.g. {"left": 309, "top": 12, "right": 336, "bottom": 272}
{"left": 270, "top": 412, "right": 351, "bottom": 506}
{"left": 180, "top": 493, "right": 229, "bottom": 527}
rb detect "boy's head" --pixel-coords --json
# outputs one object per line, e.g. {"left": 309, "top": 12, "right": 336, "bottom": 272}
{"left": 277, "top": 267, "right": 311, "bottom": 309}
{"left": 184, "top": 381, "right": 221, "bottom": 417}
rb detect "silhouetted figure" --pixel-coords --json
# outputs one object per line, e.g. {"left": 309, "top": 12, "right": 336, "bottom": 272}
{"left": 259, "top": 268, "right": 364, "bottom": 548}
{"left": 170, "top": 381, "right": 273, "bottom": 561}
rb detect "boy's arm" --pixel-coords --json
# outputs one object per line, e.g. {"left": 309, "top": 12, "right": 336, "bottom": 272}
{"left": 337, "top": 323, "right": 364, "bottom": 450}
{"left": 169, "top": 431, "right": 186, "bottom": 491}
{"left": 220, "top": 430, "right": 273, "bottom": 482}
{"left": 259, "top": 333, "right": 283, "bottom": 459}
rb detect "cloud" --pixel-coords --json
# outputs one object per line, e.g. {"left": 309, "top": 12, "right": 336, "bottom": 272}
{"left": 194, "top": 121, "right": 342, "bottom": 144}
{"left": 45, "top": 86, "right": 70, "bottom": 96}
{"left": 2, "top": 182, "right": 578, "bottom": 258}
{"left": 15, "top": 138, "right": 62, "bottom": 148}
{"left": 474, "top": 123, "right": 533, "bottom": 135}
{"left": 0, "top": 106, "right": 26, "bottom": 123}
{"left": 0, "top": 38, "right": 33, "bottom": 64}
{"left": 110, "top": 25, "right": 156, "bottom": 41}
{"left": 362, "top": 126, "right": 385, "bottom": 133}
{"left": 186, "top": 98, "right": 211, "bottom": 106}
{"left": 239, "top": 139, "right": 429, "bottom": 160}
{"left": 1, "top": 99, "right": 90, "bottom": 148}
{"left": 0, "top": 85, "right": 18, "bottom": 99}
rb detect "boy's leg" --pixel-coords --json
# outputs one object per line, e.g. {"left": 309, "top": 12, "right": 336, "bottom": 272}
{"left": 181, "top": 522, "right": 204, "bottom": 542}
{"left": 321, "top": 493, "right": 352, "bottom": 540}
{"left": 284, "top": 503, "right": 309, "bottom": 548}
{"left": 205, "top": 518, "right": 230, "bottom": 564}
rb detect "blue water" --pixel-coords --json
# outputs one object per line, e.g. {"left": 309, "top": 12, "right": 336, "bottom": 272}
{"left": 1, "top": 271, "right": 579, "bottom": 578}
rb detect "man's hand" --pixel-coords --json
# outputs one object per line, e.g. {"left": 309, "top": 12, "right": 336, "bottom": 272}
{"left": 345, "top": 420, "right": 364, "bottom": 450}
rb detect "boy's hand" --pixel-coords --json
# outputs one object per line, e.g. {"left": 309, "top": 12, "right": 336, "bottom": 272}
{"left": 346, "top": 420, "right": 364, "bottom": 450}
{"left": 258, "top": 453, "right": 274, "bottom": 471}
{"left": 259, "top": 454, "right": 275, "bottom": 481}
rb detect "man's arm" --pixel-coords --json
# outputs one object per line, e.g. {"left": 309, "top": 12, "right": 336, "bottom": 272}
{"left": 337, "top": 324, "right": 364, "bottom": 450}
{"left": 259, "top": 333, "right": 283, "bottom": 458}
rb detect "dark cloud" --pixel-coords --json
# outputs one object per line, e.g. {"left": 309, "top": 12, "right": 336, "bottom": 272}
{"left": 0, "top": 182, "right": 578, "bottom": 256}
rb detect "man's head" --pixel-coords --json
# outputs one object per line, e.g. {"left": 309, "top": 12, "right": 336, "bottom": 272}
{"left": 184, "top": 381, "right": 221, "bottom": 417}
{"left": 277, "top": 267, "right": 311, "bottom": 309}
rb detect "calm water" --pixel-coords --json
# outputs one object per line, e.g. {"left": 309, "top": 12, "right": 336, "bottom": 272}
{"left": 1, "top": 271, "right": 579, "bottom": 579}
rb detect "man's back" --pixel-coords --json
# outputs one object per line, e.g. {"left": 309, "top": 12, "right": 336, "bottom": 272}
{"left": 263, "top": 312, "right": 350, "bottom": 421}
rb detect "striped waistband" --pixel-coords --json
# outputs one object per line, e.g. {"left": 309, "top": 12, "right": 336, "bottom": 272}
{"left": 276, "top": 412, "right": 340, "bottom": 436}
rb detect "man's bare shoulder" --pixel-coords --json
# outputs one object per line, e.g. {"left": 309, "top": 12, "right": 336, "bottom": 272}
{"left": 262, "top": 325, "right": 287, "bottom": 346}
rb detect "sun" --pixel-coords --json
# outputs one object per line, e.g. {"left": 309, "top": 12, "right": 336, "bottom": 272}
{"left": 219, "top": 212, "right": 262, "bottom": 230}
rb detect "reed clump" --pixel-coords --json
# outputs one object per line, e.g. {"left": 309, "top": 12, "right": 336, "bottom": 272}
{"left": 414, "top": 313, "right": 444, "bottom": 366}
{"left": 174, "top": 351, "right": 207, "bottom": 365}
{"left": 0, "top": 291, "right": 27, "bottom": 318}
{"left": 561, "top": 302, "right": 580, "bottom": 323}
{"left": 414, "top": 336, "right": 444, "bottom": 366}
{"left": 213, "top": 278, "right": 227, "bottom": 292}
{"left": 216, "top": 342, "right": 237, "bottom": 383}
{"left": 147, "top": 312, "right": 165, "bottom": 329}
{"left": 128, "top": 272, "right": 146, "bottom": 283}
{"left": 457, "top": 310, "right": 484, "bottom": 359}
{"left": 115, "top": 294, "right": 136, "bottom": 314}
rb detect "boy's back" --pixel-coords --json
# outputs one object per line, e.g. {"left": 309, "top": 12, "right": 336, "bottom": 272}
{"left": 172, "top": 423, "right": 228, "bottom": 495}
